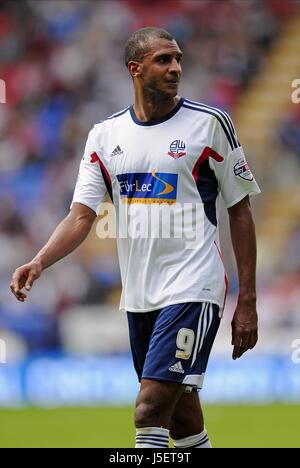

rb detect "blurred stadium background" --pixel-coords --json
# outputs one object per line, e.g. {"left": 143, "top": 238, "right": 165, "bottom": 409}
{"left": 0, "top": 0, "right": 300, "bottom": 448}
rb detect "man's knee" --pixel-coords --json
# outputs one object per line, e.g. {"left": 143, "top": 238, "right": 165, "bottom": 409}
{"left": 135, "top": 396, "right": 162, "bottom": 427}
{"left": 170, "top": 391, "right": 204, "bottom": 439}
{"left": 135, "top": 379, "right": 183, "bottom": 428}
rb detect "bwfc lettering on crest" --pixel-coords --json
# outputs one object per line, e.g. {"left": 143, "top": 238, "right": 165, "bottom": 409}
{"left": 168, "top": 139, "right": 186, "bottom": 159}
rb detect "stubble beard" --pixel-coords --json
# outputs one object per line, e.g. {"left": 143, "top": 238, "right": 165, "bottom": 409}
{"left": 143, "top": 79, "right": 177, "bottom": 104}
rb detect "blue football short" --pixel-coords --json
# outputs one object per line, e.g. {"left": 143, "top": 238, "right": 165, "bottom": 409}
{"left": 127, "top": 302, "right": 221, "bottom": 390}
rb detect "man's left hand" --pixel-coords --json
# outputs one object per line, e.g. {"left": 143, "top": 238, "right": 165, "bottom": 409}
{"left": 231, "top": 301, "right": 258, "bottom": 360}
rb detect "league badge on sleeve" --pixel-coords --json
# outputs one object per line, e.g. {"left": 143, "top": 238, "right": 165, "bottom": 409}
{"left": 234, "top": 158, "right": 254, "bottom": 181}
{"left": 168, "top": 140, "right": 186, "bottom": 159}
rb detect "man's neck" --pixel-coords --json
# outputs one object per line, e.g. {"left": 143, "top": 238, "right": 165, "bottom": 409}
{"left": 133, "top": 92, "right": 181, "bottom": 122}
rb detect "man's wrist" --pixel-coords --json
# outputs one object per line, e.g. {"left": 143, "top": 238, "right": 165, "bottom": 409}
{"left": 237, "top": 294, "right": 256, "bottom": 306}
{"left": 32, "top": 256, "right": 44, "bottom": 271}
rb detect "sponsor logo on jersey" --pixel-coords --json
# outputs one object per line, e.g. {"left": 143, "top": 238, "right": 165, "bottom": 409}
{"left": 117, "top": 170, "right": 178, "bottom": 204}
{"left": 234, "top": 158, "right": 253, "bottom": 181}
{"left": 168, "top": 139, "right": 186, "bottom": 159}
{"left": 169, "top": 361, "right": 184, "bottom": 374}
{"left": 111, "top": 145, "right": 123, "bottom": 157}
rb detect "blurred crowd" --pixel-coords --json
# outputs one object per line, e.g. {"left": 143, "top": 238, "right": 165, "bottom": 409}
{"left": 280, "top": 106, "right": 300, "bottom": 164}
{"left": 0, "top": 0, "right": 299, "bottom": 353}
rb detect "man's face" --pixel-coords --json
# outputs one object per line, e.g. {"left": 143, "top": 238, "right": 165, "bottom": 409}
{"left": 137, "top": 38, "right": 183, "bottom": 99}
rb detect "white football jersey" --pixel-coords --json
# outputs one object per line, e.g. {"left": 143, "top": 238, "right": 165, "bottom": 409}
{"left": 71, "top": 97, "right": 261, "bottom": 312}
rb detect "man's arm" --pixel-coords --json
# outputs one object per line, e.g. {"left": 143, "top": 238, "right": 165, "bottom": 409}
{"left": 10, "top": 202, "right": 96, "bottom": 302}
{"left": 228, "top": 195, "right": 258, "bottom": 360}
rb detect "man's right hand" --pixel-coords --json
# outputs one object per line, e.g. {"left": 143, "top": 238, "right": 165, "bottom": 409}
{"left": 10, "top": 260, "right": 42, "bottom": 302}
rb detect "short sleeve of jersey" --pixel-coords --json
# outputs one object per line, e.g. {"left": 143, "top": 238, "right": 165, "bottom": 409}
{"left": 209, "top": 115, "right": 261, "bottom": 208}
{"left": 70, "top": 126, "right": 107, "bottom": 215}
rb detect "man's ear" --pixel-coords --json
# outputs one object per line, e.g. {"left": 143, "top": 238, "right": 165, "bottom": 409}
{"left": 128, "top": 61, "right": 142, "bottom": 78}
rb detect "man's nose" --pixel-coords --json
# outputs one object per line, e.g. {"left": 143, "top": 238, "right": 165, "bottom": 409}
{"left": 169, "top": 58, "right": 181, "bottom": 74}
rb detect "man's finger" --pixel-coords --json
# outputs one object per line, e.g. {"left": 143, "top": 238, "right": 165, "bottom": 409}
{"left": 10, "top": 285, "right": 27, "bottom": 302}
{"left": 16, "top": 292, "right": 27, "bottom": 302}
{"left": 233, "top": 330, "right": 257, "bottom": 360}
{"left": 231, "top": 327, "right": 242, "bottom": 347}
{"left": 241, "top": 333, "right": 250, "bottom": 353}
{"left": 11, "top": 288, "right": 26, "bottom": 299}
{"left": 10, "top": 275, "right": 21, "bottom": 294}
{"left": 234, "top": 340, "right": 248, "bottom": 359}
{"left": 10, "top": 282, "right": 20, "bottom": 296}
{"left": 25, "top": 271, "right": 37, "bottom": 291}
{"left": 232, "top": 329, "right": 247, "bottom": 359}
{"left": 237, "top": 345, "right": 248, "bottom": 359}
{"left": 249, "top": 329, "right": 258, "bottom": 349}
{"left": 232, "top": 345, "right": 242, "bottom": 360}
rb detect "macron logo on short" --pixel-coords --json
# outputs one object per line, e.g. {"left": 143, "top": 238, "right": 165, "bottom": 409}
{"left": 169, "top": 361, "right": 184, "bottom": 374}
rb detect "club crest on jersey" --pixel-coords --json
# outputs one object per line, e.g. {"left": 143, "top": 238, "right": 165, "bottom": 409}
{"left": 168, "top": 140, "right": 186, "bottom": 159}
{"left": 234, "top": 158, "right": 253, "bottom": 181}
{"left": 117, "top": 170, "right": 178, "bottom": 204}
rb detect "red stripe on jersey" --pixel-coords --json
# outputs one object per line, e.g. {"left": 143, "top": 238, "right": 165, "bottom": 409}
{"left": 90, "top": 152, "right": 99, "bottom": 164}
{"left": 90, "top": 152, "right": 112, "bottom": 186}
{"left": 192, "top": 147, "right": 224, "bottom": 183}
{"left": 90, "top": 151, "right": 113, "bottom": 201}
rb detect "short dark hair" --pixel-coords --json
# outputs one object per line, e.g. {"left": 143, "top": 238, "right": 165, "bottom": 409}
{"left": 124, "top": 27, "right": 174, "bottom": 67}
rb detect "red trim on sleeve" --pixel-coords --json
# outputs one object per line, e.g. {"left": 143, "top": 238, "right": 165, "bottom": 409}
{"left": 90, "top": 151, "right": 113, "bottom": 201}
{"left": 192, "top": 147, "right": 224, "bottom": 183}
{"left": 90, "top": 152, "right": 112, "bottom": 185}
